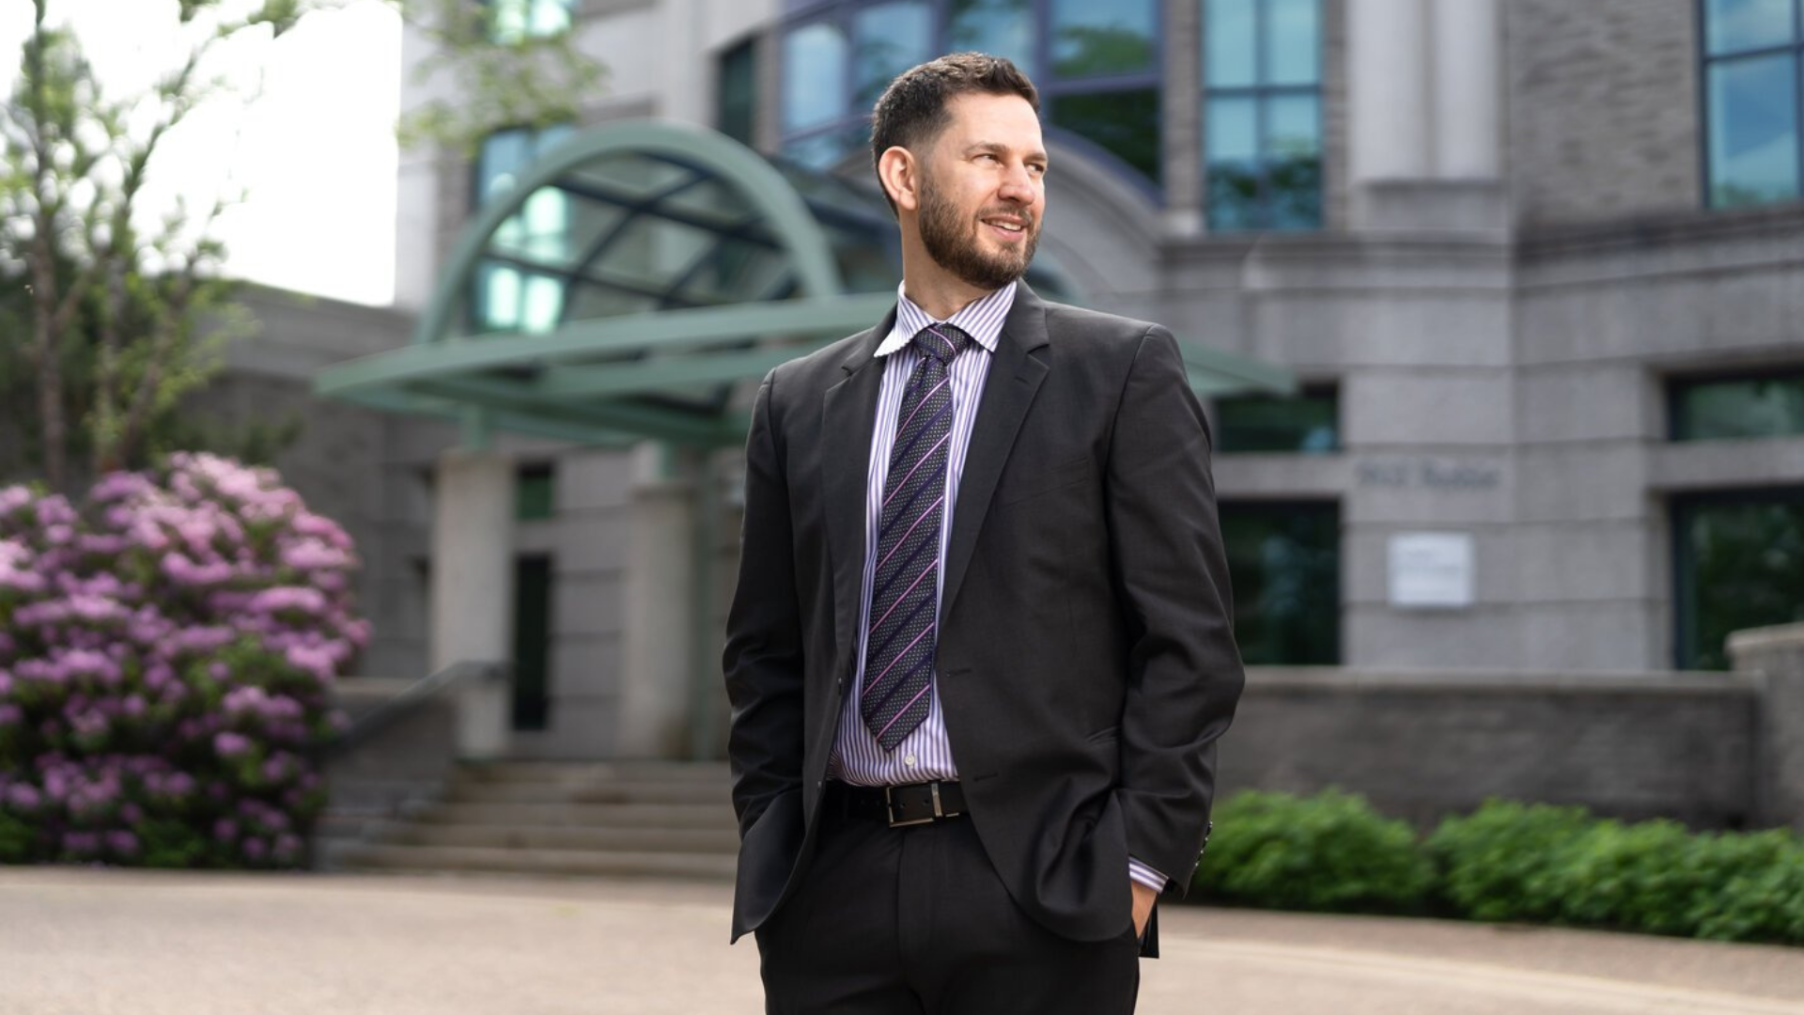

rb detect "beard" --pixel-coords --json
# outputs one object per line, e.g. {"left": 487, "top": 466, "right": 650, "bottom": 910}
{"left": 917, "top": 169, "right": 1039, "bottom": 291}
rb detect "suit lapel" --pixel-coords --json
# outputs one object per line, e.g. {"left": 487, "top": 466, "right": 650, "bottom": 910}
{"left": 820, "top": 309, "right": 894, "bottom": 666}
{"left": 942, "top": 285, "right": 1050, "bottom": 619}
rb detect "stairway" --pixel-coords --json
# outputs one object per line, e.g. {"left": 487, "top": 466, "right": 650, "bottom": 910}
{"left": 320, "top": 760, "right": 739, "bottom": 881}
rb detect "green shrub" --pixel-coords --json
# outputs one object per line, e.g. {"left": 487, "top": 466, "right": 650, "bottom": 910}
{"left": 1194, "top": 788, "right": 1433, "bottom": 913}
{"left": 1687, "top": 831, "right": 1804, "bottom": 944}
{"left": 1192, "top": 790, "right": 1804, "bottom": 944}
{"left": 1548, "top": 817, "right": 1704, "bottom": 934}
{"left": 1426, "top": 799, "right": 1591, "bottom": 923}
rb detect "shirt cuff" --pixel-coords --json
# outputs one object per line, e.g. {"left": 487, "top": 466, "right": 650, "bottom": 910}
{"left": 1128, "top": 856, "right": 1168, "bottom": 894}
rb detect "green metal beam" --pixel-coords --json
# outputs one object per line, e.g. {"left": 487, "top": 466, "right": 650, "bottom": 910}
{"left": 537, "top": 343, "right": 834, "bottom": 399}
{"left": 407, "top": 375, "right": 747, "bottom": 448}
{"left": 315, "top": 293, "right": 897, "bottom": 395}
{"left": 412, "top": 120, "right": 847, "bottom": 350}
{"left": 329, "top": 384, "right": 642, "bottom": 448}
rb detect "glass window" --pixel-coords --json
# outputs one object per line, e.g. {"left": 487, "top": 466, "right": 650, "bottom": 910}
{"left": 1216, "top": 386, "right": 1338, "bottom": 453}
{"left": 1673, "top": 491, "right": 1804, "bottom": 669}
{"left": 1671, "top": 370, "right": 1804, "bottom": 441}
{"left": 717, "top": 38, "right": 758, "bottom": 146}
{"left": 854, "top": 2, "right": 934, "bottom": 109}
{"left": 1701, "top": 0, "right": 1804, "bottom": 208}
{"left": 777, "top": 1, "right": 1163, "bottom": 191}
{"left": 472, "top": 124, "right": 574, "bottom": 334}
{"left": 783, "top": 21, "right": 849, "bottom": 133}
{"left": 1219, "top": 501, "right": 1341, "bottom": 665}
{"left": 1049, "top": 88, "right": 1162, "bottom": 184}
{"left": 1050, "top": 0, "right": 1157, "bottom": 79}
{"left": 1206, "top": 0, "right": 1257, "bottom": 88}
{"left": 1203, "top": 0, "right": 1322, "bottom": 231}
{"left": 489, "top": 0, "right": 572, "bottom": 44}
{"left": 948, "top": 0, "right": 1035, "bottom": 69}
{"left": 511, "top": 555, "right": 553, "bottom": 731}
{"left": 516, "top": 463, "right": 556, "bottom": 520}
{"left": 1705, "top": 0, "right": 1796, "bottom": 54}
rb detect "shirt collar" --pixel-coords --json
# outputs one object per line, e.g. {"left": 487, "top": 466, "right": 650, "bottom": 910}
{"left": 875, "top": 280, "right": 1015, "bottom": 358}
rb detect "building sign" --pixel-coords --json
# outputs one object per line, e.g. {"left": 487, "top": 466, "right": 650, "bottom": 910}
{"left": 1388, "top": 532, "right": 1475, "bottom": 609}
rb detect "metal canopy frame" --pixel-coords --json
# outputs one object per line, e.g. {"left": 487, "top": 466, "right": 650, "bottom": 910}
{"left": 315, "top": 119, "right": 1294, "bottom": 449}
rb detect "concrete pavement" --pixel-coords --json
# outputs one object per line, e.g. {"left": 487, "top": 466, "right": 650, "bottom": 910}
{"left": 1, "top": 867, "right": 1801, "bottom": 1014}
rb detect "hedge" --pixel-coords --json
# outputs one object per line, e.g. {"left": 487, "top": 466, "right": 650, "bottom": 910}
{"left": 1191, "top": 790, "right": 1804, "bottom": 946}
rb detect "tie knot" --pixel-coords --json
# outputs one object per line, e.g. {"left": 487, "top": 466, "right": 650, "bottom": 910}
{"left": 913, "top": 324, "right": 970, "bottom": 367}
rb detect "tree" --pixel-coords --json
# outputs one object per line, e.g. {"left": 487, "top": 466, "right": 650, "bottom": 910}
{"left": 0, "top": 0, "right": 604, "bottom": 494}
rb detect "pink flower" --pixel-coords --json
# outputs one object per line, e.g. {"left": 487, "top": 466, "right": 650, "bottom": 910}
{"left": 213, "top": 732, "right": 252, "bottom": 758}
{"left": 4, "top": 783, "right": 41, "bottom": 811}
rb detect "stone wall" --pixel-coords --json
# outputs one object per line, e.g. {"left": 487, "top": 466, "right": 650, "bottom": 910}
{"left": 1218, "top": 667, "right": 1762, "bottom": 829}
{"left": 1729, "top": 622, "right": 1804, "bottom": 836}
{"left": 1504, "top": 0, "right": 1701, "bottom": 226}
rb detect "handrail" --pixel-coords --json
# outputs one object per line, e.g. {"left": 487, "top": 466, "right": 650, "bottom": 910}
{"left": 319, "top": 659, "right": 512, "bottom": 759}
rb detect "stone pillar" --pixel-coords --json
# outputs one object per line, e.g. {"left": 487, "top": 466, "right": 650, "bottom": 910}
{"left": 1430, "top": 0, "right": 1500, "bottom": 179}
{"left": 430, "top": 449, "right": 515, "bottom": 760}
{"left": 618, "top": 444, "right": 696, "bottom": 759}
{"left": 1347, "top": 0, "right": 1430, "bottom": 187}
{"left": 1728, "top": 622, "right": 1804, "bottom": 835}
{"left": 1347, "top": 0, "right": 1506, "bottom": 232}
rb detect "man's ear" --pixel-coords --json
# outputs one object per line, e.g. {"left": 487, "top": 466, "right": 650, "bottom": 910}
{"left": 878, "top": 146, "right": 919, "bottom": 214}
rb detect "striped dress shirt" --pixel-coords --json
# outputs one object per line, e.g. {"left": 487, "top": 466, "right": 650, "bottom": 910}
{"left": 827, "top": 281, "right": 1168, "bottom": 894}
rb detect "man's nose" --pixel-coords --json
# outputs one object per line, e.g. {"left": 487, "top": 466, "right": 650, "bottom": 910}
{"left": 998, "top": 162, "right": 1037, "bottom": 203}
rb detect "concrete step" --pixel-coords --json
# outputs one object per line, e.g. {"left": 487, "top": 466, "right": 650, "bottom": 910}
{"left": 379, "top": 823, "right": 739, "bottom": 854}
{"left": 332, "top": 842, "right": 737, "bottom": 881}
{"left": 414, "top": 800, "right": 739, "bottom": 830}
{"left": 454, "top": 761, "right": 731, "bottom": 785}
{"left": 442, "top": 778, "right": 731, "bottom": 806}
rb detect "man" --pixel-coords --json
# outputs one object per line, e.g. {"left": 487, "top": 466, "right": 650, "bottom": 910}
{"left": 723, "top": 52, "right": 1244, "bottom": 1014}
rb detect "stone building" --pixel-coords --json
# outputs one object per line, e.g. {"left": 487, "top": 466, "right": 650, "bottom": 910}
{"left": 280, "top": 0, "right": 1804, "bottom": 768}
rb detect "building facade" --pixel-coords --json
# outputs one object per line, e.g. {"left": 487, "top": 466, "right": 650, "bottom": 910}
{"left": 331, "top": 0, "right": 1804, "bottom": 759}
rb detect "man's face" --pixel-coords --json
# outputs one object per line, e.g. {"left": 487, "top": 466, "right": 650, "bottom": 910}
{"left": 914, "top": 91, "right": 1047, "bottom": 291}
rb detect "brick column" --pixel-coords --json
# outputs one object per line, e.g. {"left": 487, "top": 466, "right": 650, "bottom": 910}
{"left": 1729, "top": 621, "right": 1804, "bottom": 835}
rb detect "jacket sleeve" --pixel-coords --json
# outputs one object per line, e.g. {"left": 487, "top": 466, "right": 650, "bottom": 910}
{"left": 722, "top": 371, "right": 807, "bottom": 837}
{"left": 1105, "top": 325, "right": 1246, "bottom": 895}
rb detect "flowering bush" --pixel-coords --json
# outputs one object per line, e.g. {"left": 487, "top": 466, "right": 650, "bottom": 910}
{"left": 0, "top": 453, "right": 366, "bottom": 869}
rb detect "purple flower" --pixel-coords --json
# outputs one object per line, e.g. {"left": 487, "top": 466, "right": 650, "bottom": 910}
{"left": 214, "top": 731, "right": 252, "bottom": 758}
{"left": 4, "top": 783, "right": 41, "bottom": 811}
{"left": 106, "top": 830, "right": 139, "bottom": 856}
{"left": 213, "top": 818, "right": 238, "bottom": 842}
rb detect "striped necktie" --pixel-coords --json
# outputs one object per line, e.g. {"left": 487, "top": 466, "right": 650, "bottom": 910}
{"left": 861, "top": 323, "right": 970, "bottom": 751}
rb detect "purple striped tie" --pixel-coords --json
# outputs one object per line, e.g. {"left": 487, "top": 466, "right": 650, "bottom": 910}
{"left": 862, "top": 324, "right": 970, "bottom": 751}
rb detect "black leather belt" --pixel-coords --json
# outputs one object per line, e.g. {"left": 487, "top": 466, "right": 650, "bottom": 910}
{"left": 824, "top": 780, "right": 968, "bottom": 828}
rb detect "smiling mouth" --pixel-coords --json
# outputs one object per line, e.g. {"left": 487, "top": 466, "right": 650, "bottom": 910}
{"left": 983, "top": 217, "right": 1029, "bottom": 236}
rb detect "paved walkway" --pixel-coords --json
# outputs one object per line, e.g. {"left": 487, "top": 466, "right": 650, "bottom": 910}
{"left": 2, "top": 867, "right": 1801, "bottom": 1014}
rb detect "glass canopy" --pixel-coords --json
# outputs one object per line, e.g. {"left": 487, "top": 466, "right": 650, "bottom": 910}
{"left": 316, "top": 119, "right": 1294, "bottom": 448}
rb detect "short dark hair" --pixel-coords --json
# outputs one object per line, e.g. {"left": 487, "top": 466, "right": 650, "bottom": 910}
{"left": 869, "top": 52, "right": 1040, "bottom": 216}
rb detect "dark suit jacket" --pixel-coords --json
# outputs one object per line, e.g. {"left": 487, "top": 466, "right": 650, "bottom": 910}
{"left": 723, "top": 283, "right": 1244, "bottom": 959}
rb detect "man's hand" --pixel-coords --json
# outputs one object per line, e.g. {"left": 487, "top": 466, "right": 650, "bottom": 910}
{"left": 1131, "top": 880, "right": 1157, "bottom": 939}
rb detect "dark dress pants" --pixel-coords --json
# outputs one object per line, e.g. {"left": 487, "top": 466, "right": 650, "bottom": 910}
{"left": 753, "top": 801, "right": 1141, "bottom": 1015}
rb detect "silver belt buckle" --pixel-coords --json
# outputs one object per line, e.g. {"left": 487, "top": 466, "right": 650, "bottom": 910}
{"left": 885, "top": 784, "right": 938, "bottom": 828}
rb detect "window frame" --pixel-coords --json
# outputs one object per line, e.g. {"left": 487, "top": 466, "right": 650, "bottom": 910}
{"left": 467, "top": 122, "right": 577, "bottom": 334}
{"left": 1212, "top": 382, "right": 1340, "bottom": 454}
{"left": 1695, "top": 0, "right": 1804, "bottom": 209}
{"left": 1201, "top": 0, "right": 1324, "bottom": 232}
{"left": 1666, "top": 365, "right": 1804, "bottom": 441}
{"left": 1216, "top": 497, "right": 1343, "bottom": 666}
{"left": 1670, "top": 485, "right": 1804, "bottom": 669}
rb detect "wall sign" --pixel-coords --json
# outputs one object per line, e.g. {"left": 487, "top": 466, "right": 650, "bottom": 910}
{"left": 1388, "top": 532, "right": 1475, "bottom": 609}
